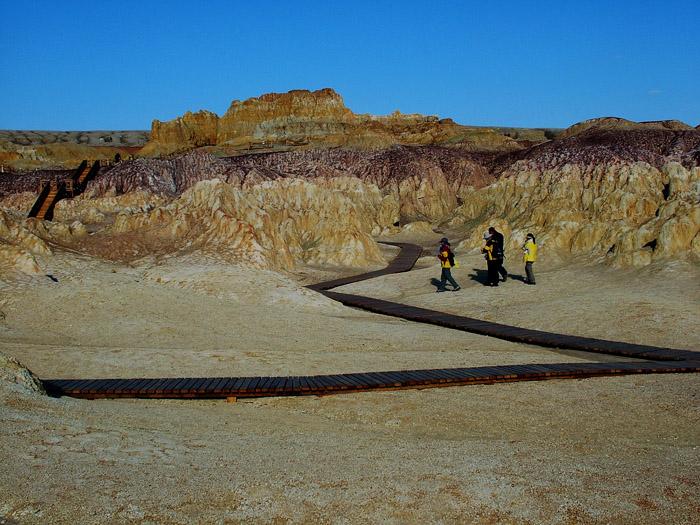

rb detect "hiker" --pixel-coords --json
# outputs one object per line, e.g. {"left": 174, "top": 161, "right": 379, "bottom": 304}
{"left": 488, "top": 226, "right": 508, "bottom": 282}
{"left": 481, "top": 231, "right": 503, "bottom": 286}
{"left": 437, "top": 237, "right": 460, "bottom": 292}
{"left": 522, "top": 233, "right": 537, "bottom": 285}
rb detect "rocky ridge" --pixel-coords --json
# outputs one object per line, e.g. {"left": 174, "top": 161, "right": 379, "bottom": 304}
{"left": 0, "top": 130, "right": 148, "bottom": 171}
{"left": 140, "top": 88, "right": 525, "bottom": 157}
{"left": 447, "top": 124, "right": 700, "bottom": 265}
{"left": 1, "top": 98, "right": 699, "bottom": 274}
{"left": 0, "top": 89, "right": 548, "bottom": 171}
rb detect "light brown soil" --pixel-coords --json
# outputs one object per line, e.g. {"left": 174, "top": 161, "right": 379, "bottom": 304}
{"left": 1, "top": 238, "right": 699, "bottom": 524}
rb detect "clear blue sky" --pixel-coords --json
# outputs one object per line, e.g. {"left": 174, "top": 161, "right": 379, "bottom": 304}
{"left": 1, "top": 0, "right": 698, "bottom": 130}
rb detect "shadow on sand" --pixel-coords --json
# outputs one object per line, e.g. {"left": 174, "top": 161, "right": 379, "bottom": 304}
{"left": 466, "top": 268, "right": 528, "bottom": 286}
{"left": 430, "top": 269, "right": 528, "bottom": 290}
{"left": 429, "top": 277, "right": 460, "bottom": 291}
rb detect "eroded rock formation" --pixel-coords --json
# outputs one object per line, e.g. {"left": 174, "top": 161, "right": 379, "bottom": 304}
{"left": 1, "top": 100, "right": 698, "bottom": 274}
{"left": 0, "top": 130, "right": 148, "bottom": 171}
{"left": 448, "top": 125, "right": 700, "bottom": 265}
{"left": 0, "top": 208, "right": 51, "bottom": 275}
{"left": 48, "top": 177, "right": 389, "bottom": 269}
{"left": 2, "top": 144, "right": 493, "bottom": 273}
{"left": 82, "top": 147, "right": 493, "bottom": 222}
{"left": 0, "top": 351, "right": 46, "bottom": 396}
{"left": 140, "top": 88, "right": 522, "bottom": 157}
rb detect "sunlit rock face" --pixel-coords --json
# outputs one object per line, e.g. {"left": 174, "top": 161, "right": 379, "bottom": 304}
{"left": 0, "top": 130, "right": 148, "bottom": 171}
{"left": 448, "top": 125, "right": 700, "bottom": 265}
{"left": 141, "top": 110, "right": 220, "bottom": 157}
{"left": 217, "top": 88, "right": 356, "bottom": 146}
{"left": 0, "top": 351, "right": 46, "bottom": 396}
{"left": 83, "top": 147, "right": 492, "bottom": 223}
{"left": 2, "top": 145, "right": 493, "bottom": 270}
{"left": 0, "top": 208, "right": 49, "bottom": 275}
{"left": 2, "top": 114, "right": 698, "bottom": 270}
{"left": 140, "top": 88, "right": 518, "bottom": 156}
{"left": 56, "top": 178, "right": 388, "bottom": 269}
{"left": 0, "top": 244, "right": 42, "bottom": 275}
{"left": 558, "top": 117, "right": 695, "bottom": 139}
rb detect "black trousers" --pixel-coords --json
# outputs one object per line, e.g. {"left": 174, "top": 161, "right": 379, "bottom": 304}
{"left": 486, "top": 260, "right": 500, "bottom": 285}
{"left": 525, "top": 261, "right": 536, "bottom": 284}
{"left": 498, "top": 261, "right": 508, "bottom": 280}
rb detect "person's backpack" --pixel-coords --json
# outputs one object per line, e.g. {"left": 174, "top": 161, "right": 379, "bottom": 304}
{"left": 492, "top": 243, "right": 503, "bottom": 259}
{"left": 448, "top": 251, "right": 455, "bottom": 267}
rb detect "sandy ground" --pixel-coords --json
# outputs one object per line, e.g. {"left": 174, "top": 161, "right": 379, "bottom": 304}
{"left": 1, "top": 236, "right": 699, "bottom": 524}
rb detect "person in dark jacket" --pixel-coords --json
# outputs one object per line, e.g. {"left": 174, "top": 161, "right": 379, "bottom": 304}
{"left": 481, "top": 231, "right": 502, "bottom": 286}
{"left": 488, "top": 226, "right": 508, "bottom": 282}
{"left": 437, "top": 237, "right": 460, "bottom": 292}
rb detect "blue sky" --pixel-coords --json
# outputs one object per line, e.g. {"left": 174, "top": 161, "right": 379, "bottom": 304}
{"left": 1, "top": 1, "right": 698, "bottom": 130}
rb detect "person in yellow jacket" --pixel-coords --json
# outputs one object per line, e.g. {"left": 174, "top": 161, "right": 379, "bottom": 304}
{"left": 437, "top": 237, "right": 460, "bottom": 292}
{"left": 522, "top": 233, "right": 537, "bottom": 285}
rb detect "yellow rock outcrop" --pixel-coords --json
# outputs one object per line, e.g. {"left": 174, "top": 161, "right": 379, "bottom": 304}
{"left": 452, "top": 161, "right": 700, "bottom": 265}
{"left": 48, "top": 177, "right": 393, "bottom": 269}
{"left": 140, "top": 88, "right": 517, "bottom": 157}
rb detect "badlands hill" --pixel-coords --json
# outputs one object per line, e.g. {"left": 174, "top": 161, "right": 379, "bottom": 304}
{"left": 1, "top": 90, "right": 700, "bottom": 522}
{"left": 0, "top": 129, "right": 148, "bottom": 171}
{"left": 0, "top": 89, "right": 699, "bottom": 275}
{"left": 139, "top": 88, "right": 556, "bottom": 157}
{"left": 0, "top": 89, "right": 557, "bottom": 172}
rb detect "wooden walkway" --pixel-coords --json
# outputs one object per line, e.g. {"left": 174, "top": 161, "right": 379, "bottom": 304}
{"left": 28, "top": 160, "right": 101, "bottom": 221}
{"left": 43, "top": 242, "right": 700, "bottom": 400}
{"left": 42, "top": 360, "right": 700, "bottom": 399}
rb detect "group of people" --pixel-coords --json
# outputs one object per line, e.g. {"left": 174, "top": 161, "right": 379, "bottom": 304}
{"left": 436, "top": 227, "right": 537, "bottom": 292}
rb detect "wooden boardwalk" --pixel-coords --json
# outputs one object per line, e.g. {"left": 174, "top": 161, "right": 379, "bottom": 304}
{"left": 43, "top": 360, "right": 700, "bottom": 399}
{"left": 43, "top": 242, "right": 700, "bottom": 400}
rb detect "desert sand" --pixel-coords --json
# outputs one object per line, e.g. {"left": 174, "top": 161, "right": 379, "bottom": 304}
{"left": 1, "top": 235, "right": 699, "bottom": 523}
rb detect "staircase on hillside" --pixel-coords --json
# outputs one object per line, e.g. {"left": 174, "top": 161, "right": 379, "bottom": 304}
{"left": 28, "top": 160, "right": 101, "bottom": 221}
{"left": 32, "top": 180, "right": 63, "bottom": 221}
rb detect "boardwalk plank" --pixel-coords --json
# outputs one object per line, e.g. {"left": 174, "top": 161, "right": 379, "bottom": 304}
{"left": 259, "top": 377, "right": 277, "bottom": 393}
{"left": 210, "top": 377, "right": 229, "bottom": 393}
{"left": 282, "top": 377, "right": 296, "bottom": 393}
{"left": 218, "top": 377, "right": 239, "bottom": 394}
{"left": 98, "top": 378, "right": 126, "bottom": 394}
{"left": 65, "top": 379, "right": 97, "bottom": 393}
{"left": 84, "top": 379, "right": 113, "bottom": 393}
{"left": 341, "top": 373, "right": 369, "bottom": 389}
{"left": 305, "top": 375, "right": 327, "bottom": 391}
{"left": 78, "top": 379, "right": 107, "bottom": 394}
{"left": 400, "top": 370, "right": 432, "bottom": 384}
{"left": 126, "top": 379, "right": 152, "bottom": 394}
{"left": 196, "top": 377, "right": 218, "bottom": 394}
{"left": 142, "top": 378, "right": 170, "bottom": 394}
{"left": 162, "top": 378, "right": 186, "bottom": 394}
{"left": 113, "top": 378, "right": 142, "bottom": 394}
{"left": 174, "top": 378, "right": 196, "bottom": 394}
{"left": 245, "top": 377, "right": 262, "bottom": 393}
{"left": 270, "top": 377, "right": 287, "bottom": 392}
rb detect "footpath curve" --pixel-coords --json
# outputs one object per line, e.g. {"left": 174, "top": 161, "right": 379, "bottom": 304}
{"left": 43, "top": 242, "right": 700, "bottom": 399}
